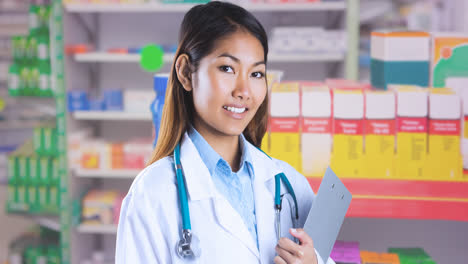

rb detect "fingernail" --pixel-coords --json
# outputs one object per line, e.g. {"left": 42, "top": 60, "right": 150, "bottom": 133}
{"left": 291, "top": 228, "right": 298, "bottom": 233}
{"left": 298, "top": 250, "right": 304, "bottom": 257}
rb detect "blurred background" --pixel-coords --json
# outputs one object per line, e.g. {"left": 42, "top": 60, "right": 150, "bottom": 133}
{"left": 1, "top": 0, "right": 468, "bottom": 263}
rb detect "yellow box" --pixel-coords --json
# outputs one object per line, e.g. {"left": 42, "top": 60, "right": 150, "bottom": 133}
{"left": 427, "top": 88, "right": 462, "bottom": 180}
{"left": 364, "top": 90, "right": 396, "bottom": 179}
{"left": 392, "top": 85, "right": 428, "bottom": 180}
{"left": 269, "top": 82, "right": 301, "bottom": 172}
{"left": 270, "top": 125, "right": 301, "bottom": 172}
{"left": 330, "top": 89, "right": 364, "bottom": 178}
{"left": 301, "top": 83, "right": 332, "bottom": 177}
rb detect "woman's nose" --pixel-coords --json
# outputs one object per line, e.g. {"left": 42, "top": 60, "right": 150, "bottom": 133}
{"left": 233, "top": 75, "right": 251, "bottom": 100}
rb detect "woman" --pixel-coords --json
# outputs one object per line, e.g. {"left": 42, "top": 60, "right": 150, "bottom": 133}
{"left": 116, "top": 2, "right": 334, "bottom": 264}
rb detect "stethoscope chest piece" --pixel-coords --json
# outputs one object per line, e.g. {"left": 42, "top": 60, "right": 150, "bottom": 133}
{"left": 176, "top": 229, "right": 201, "bottom": 260}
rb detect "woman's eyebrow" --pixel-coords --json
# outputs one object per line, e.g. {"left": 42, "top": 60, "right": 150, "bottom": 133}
{"left": 218, "top": 53, "right": 265, "bottom": 67}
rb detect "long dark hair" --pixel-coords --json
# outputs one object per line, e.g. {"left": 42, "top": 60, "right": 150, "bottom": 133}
{"left": 148, "top": 1, "right": 269, "bottom": 164}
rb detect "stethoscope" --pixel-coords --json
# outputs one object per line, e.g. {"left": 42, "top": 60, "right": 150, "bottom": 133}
{"left": 173, "top": 142, "right": 299, "bottom": 260}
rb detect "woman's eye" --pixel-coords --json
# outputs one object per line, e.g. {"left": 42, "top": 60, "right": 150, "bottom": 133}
{"left": 252, "top": 72, "right": 265, "bottom": 78}
{"left": 219, "top": 65, "right": 234, "bottom": 73}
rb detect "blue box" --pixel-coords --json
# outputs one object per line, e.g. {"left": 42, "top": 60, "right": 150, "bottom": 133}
{"left": 89, "top": 98, "right": 106, "bottom": 111}
{"left": 103, "top": 89, "right": 123, "bottom": 111}
{"left": 67, "top": 91, "right": 89, "bottom": 112}
{"left": 371, "top": 59, "right": 429, "bottom": 90}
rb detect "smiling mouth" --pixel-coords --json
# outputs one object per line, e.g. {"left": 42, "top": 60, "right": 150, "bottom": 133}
{"left": 223, "top": 106, "right": 248, "bottom": 114}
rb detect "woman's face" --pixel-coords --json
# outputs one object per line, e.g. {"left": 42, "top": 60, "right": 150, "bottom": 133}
{"left": 191, "top": 30, "right": 267, "bottom": 138}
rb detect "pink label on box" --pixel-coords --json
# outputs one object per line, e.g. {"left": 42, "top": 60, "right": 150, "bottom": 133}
{"left": 334, "top": 119, "right": 364, "bottom": 135}
{"left": 397, "top": 117, "right": 427, "bottom": 133}
{"left": 270, "top": 118, "right": 300, "bottom": 133}
{"left": 302, "top": 118, "right": 331, "bottom": 133}
{"left": 365, "top": 119, "right": 395, "bottom": 135}
{"left": 429, "top": 119, "right": 460, "bottom": 135}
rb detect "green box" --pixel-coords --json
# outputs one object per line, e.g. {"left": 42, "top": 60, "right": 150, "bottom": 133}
{"left": 50, "top": 158, "right": 59, "bottom": 185}
{"left": 18, "top": 156, "right": 28, "bottom": 185}
{"left": 8, "top": 64, "right": 21, "bottom": 96}
{"left": 7, "top": 155, "right": 18, "bottom": 184}
{"left": 39, "top": 157, "right": 51, "bottom": 185}
{"left": 17, "top": 36, "right": 28, "bottom": 62}
{"left": 29, "top": 5, "right": 40, "bottom": 35}
{"left": 37, "top": 5, "right": 51, "bottom": 33}
{"left": 7, "top": 184, "right": 18, "bottom": 204}
{"left": 38, "top": 185, "right": 47, "bottom": 211}
{"left": 28, "top": 156, "right": 40, "bottom": 186}
{"left": 43, "top": 127, "right": 56, "bottom": 155}
{"left": 47, "top": 185, "right": 59, "bottom": 210}
{"left": 27, "top": 185, "right": 38, "bottom": 209}
{"left": 34, "top": 127, "right": 44, "bottom": 154}
{"left": 27, "top": 35, "right": 38, "bottom": 63}
{"left": 39, "top": 61, "right": 52, "bottom": 97}
{"left": 47, "top": 246, "right": 60, "bottom": 264}
{"left": 37, "top": 34, "right": 49, "bottom": 61}
{"left": 388, "top": 248, "right": 435, "bottom": 264}
{"left": 20, "top": 66, "right": 30, "bottom": 96}
{"left": 30, "top": 65, "right": 40, "bottom": 96}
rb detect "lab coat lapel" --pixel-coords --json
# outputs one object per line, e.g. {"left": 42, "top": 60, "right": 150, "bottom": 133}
{"left": 248, "top": 144, "right": 288, "bottom": 264}
{"left": 179, "top": 133, "right": 260, "bottom": 259}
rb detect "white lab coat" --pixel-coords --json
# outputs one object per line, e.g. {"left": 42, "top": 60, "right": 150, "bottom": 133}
{"left": 116, "top": 133, "right": 335, "bottom": 264}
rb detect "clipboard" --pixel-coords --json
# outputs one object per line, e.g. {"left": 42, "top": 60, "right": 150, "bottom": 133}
{"left": 303, "top": 167, "right": 352, "bottom": 262}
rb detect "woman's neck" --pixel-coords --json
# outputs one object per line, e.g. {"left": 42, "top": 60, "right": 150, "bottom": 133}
{"left": 193, "top": 120, "right": 241, "bottom": 172}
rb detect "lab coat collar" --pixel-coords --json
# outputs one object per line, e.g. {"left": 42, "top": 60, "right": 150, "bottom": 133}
{"left": 179, "top": 132, "right": 284, "bottom": 201}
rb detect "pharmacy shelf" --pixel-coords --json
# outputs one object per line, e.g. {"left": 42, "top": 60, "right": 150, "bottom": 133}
{"left": 307, "top": 177, "right": 468, "bottom": 222}
{"left": 77, "top": 224, "right": 117, "bottom": 234}
{"left": 64, "top": 2, "right": 346, "bottom": 13}
{"left": 75, "top": 52, "right": 344, "bottom": 63}
{"left": 73, "top": 111, "right": 151, "bottom": 121}
{"left": 74, "top": 168, "right": 139, "bottom": 179}
{"left": 75, "top": 52, "right": 175, "bottom": 63}
{"left": 34, "top": 216, "right": 61, "bottom": 232}
{"left": 10, "top": 213, "right": 60, "bottom": 232}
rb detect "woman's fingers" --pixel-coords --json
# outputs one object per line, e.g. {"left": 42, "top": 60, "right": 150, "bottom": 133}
{"left": 277, "top": 237, "right": 304, "bottom": 258}
{"left": 273, "top": 255, "right": 288, "bottom": 264}
{"left": 290, "top": 228, "right": 314, "bottom": 247}
{"left": 275, "top": 244, "right": 299, "bottom": 263}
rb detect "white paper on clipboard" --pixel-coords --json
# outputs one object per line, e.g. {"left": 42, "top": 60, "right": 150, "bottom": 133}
{"left": 303, "top": 167, "right": 352, "bottom": 263}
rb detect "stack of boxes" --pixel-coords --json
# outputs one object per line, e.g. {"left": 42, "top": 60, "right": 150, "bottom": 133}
{"left": 370, "top": 31, "right": 430, "bottom": 90}
{"left": 8, "top": 3, "right": 53, "bottom": 97}
{"left": 262, "top": 79, "right": 464, "bottom": 181}
{"left": 7, "top": 124, "right": 60, "bottom": 214}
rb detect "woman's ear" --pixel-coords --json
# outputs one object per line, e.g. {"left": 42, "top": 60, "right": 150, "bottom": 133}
{"left": 175, "top": 54, "right": 193, "bottom": 92}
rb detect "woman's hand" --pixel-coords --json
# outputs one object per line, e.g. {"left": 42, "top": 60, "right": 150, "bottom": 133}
{"left": 274, "top": 228, "right": 318, "bottom": 264}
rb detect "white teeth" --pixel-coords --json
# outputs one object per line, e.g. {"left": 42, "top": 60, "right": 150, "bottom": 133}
{"left": 224, "top": 106, "right": 246, "bottom": 113}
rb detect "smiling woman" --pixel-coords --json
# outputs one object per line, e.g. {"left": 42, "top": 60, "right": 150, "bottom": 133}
{"left": 147, "top": 1, "right": 270, "bottom": 165}
{"left": 116, "top": 2, "right": 333, "bottom": 264}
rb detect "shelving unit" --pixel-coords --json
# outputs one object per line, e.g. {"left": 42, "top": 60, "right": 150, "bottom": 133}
{"left": 64, "top": 2, "right": 347, "bottom": 13}
{"left": 307, "top": 178, "right": 468, "bottom": 221}
{"left": 73, "top": 111, "right": 151, "bottom": 121}
{"left": 75, "top": 169, "right": 139, "bottom": 179}
{"left": 77, "top": 224, "right": 118, "bottom": 234}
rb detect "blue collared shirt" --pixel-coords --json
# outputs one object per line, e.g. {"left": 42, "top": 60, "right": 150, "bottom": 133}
{"left": 188, "top": 126, "right": 258, "bottom": 246}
